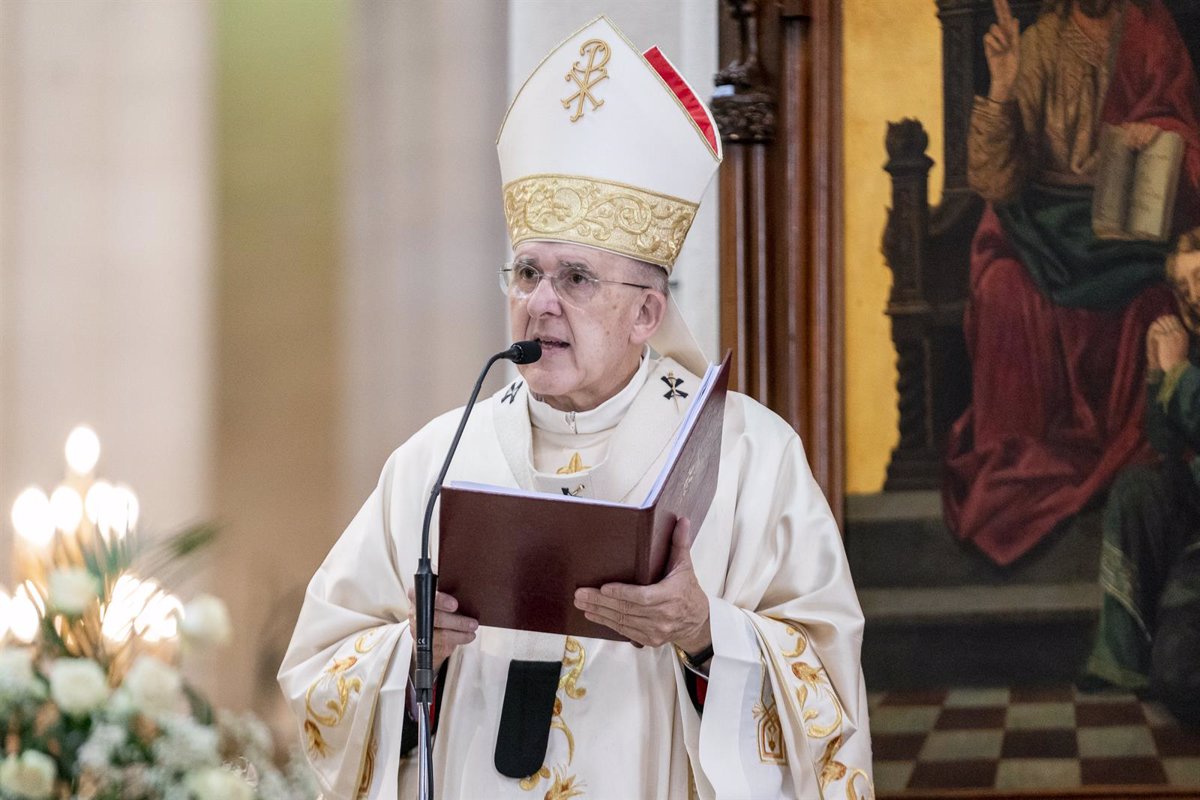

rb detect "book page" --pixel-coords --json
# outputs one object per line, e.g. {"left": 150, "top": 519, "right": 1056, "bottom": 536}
{"left": 1128, "top": 129, "right": 1184, "bottom": 242}
{"left": 1092, "top": 123, "right": 1136, "bottom": 239}
{"left": 446, "top": 481, "right": 628, "bottom": 508}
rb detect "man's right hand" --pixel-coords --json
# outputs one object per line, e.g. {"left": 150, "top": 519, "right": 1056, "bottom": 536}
{"left": 407, "top": 588, "right": 478, "bottom": 672}
{"left": 985, "top": 0, "right": 1020, "bottom": 103}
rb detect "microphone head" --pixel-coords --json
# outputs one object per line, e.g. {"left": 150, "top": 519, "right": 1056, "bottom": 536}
{"left": 507, "top": 340, "right": 542, "bottom": 364}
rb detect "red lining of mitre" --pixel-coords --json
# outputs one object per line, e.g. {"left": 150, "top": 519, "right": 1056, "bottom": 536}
{"left": 643, "top": 46, "right": 718, "bottom": 156}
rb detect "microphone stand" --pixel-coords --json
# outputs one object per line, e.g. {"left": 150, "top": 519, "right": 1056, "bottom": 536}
{"left": 414, "top": 341, "right": 539, "bottom": 800}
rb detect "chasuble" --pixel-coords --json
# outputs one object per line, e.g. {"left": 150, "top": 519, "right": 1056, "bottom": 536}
{"left": 279, "top": 355, "right": 873, "bottom": 799}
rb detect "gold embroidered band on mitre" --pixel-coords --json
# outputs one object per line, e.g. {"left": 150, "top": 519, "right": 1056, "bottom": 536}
{"left": 503, "top": 173, "right": 698, "bottom": 270}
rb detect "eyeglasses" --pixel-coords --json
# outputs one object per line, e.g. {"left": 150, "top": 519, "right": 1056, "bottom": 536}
{"left": 498, "top": 262, "right": 652, "bottom": 308}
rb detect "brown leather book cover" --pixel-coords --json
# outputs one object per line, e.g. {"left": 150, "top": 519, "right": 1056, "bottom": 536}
{"left": 437, "top": 354, "right": 730, "bottom": 640}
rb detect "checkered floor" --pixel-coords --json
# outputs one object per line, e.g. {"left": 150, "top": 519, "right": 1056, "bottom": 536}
{"left": 869, "top": 685, "right": 1200, "bottom": 792}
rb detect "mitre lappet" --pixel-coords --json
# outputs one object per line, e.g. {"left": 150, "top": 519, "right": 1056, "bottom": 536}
{"left": 497, "top": 14, "right": 723, "bottom": 376}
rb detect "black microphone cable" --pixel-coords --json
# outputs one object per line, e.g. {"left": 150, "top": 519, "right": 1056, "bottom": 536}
{"left": 413, "top": 339, "right": 541, "bottom": 800}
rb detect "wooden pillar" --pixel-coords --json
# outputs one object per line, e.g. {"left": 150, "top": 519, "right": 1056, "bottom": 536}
{"left": 713, "top": 0, "right": 843, "bottom": 520}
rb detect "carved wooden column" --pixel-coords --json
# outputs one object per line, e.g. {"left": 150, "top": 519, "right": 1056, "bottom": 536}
{"left": 713, "top": 0, "right": 844, "bottom": 518}
{"left": 712, "top": 1, "right": 775, "bottom": 403}
{"left": 882, "top": 120, "right": 940, "bottom": 488}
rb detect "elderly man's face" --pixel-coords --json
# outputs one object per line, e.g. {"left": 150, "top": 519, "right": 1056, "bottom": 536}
{"left": 508, "top": 242, "right": 666, "bottom": 412}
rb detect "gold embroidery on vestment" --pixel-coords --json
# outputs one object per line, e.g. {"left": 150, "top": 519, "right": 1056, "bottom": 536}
{"left": 845, "top": 768, "right": 875, "bottom": 799}
{"left": 503, "top": 174, "right": 698, "bottom": 269}
{"left": 544, "top": 766, "right": 586, "bottom": 799}
{"left": 303, "top": 650, "right": 367, "bottom": 757}
{"left": 520, "top": 767, "right": 552, "bottom": 791}
{"left": 557, "top": 453, "right": 590, "bottom": 475}
{"left": 357, "top": 734, "right": 377, "bottom": 798}
{"left": 752, "top": 659, "right": 787, "bottom": 764}
{"left": 772, "top": 623, "right": 878, "bottom": 796}
{"left": 303, "top": 719, "right": 328, "bottom": 758}
{"left": 562, "top": 39, "right": 610, "bottom": 122}
{"left": 522, "top": 638, "right": 587, "bottom": 794}
{"left": 354, "top": 629, "right": 381, "bottom": 654}
{"left": 773, "top": 620, "right": 873, "bottom": 798}
{"left": 817, "top": 736, "right": 846, "bottom": 789}
{"left": 560, "top": 636, "right": 588, "bottom": 699}
{"left": 779, "top": 622, "right": 810, "bottom": 658}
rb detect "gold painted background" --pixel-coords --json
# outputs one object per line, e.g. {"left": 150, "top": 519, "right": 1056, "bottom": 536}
{"left": 842, "top": 0, "right": 943, "bottom": 494}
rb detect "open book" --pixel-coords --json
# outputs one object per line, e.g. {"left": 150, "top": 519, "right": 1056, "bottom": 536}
{"left": 1092, "top": 123, "right": 1184, "bottom": 242}
{"left": 436, "top": 353, "right": 731, "bottom": 640}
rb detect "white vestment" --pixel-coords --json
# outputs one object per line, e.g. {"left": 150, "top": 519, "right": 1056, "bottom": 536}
{"left": 279, "top": 355, "right": 874, "bottom": 799}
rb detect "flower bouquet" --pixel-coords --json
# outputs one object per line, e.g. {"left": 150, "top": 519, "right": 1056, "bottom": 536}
{"left": 0, "top": 427, "right": 316, "bottom": 800}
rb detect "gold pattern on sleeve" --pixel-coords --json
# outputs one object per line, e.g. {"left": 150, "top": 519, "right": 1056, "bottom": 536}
{"left": 354, "top": 629, "right": 380, "bottom": 654}
{"left": 817, "top": 736, "right": 847, "bottom": 790}
{"left": 356, "top": 734, "right": 378, "bottom": 798}
{"left": 792, "top": 661, "right": 845, "bottom": 739}
{"left": 303, "top": 653, "right": 365, "bottom": 757}
{"left": 751, "top": 660, "right": 787, "bottom": 765}
{"left": 556, "top": 453, "right": 590, "bottom": 475}
{"left": 845, "top": 768, "right": 874, "bottom": 800}
{"left": 779, "top": 623, "right": 809, "bottom": 658}
{"left": 772, "top": 620, "right": 875, "bottom": 798}
{"left": 303, "top": 720, "right": 328, "bottom": 758}
{"left": 521, "top": 637, "right": 588, "bottom": 795}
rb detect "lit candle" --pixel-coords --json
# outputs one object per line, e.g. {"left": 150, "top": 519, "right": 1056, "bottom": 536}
{"left": 65, "top": 426, "right": 101, "bottom": 476}
{"left": 11, "top": 487, "right": 54, "bottom": 548}
{"left": 50, "top": 485, "right": 84, "bottom": 535}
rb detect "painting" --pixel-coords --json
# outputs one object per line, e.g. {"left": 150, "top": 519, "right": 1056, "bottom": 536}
{"left": 841, "top": 0, "right": 1200, "bottom": 793}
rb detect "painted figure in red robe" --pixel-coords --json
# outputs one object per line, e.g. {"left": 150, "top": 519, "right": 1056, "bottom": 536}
{"left": 943, "top": 0, "right": 1200, "bottom": 565}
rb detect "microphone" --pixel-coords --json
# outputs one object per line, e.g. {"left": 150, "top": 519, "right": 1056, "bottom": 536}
{"left": 505, "top": 339, "right": 542, "bottom": 365}
{"left": 413, "top": 341, "right": 541, "bottom": 800}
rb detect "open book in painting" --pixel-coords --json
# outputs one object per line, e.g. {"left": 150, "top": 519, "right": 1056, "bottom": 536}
{"left": 1092, "top": 123, "right": 1184, "bottom": 242}
{"left": 437, "top": 353, "right": 731, "bottom": 640}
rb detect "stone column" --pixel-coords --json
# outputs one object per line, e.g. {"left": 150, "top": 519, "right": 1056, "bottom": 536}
{"left": 0, "top": 0, "right": 213, "bottom": 584}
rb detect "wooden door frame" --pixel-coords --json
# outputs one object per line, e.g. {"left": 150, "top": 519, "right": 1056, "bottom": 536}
{"left": 713, "top": 0, "right": 844, "bottom": 523}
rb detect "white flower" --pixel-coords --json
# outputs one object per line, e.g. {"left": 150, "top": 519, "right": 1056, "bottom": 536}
{"left": 77, "top": 722, "right": 127, "bottom": 771}
{"left": 47, "top": 568, "right": 98, "bottom": 615}
{"left": 120, "top": 655, "right": 184, "bottom": 717}
{"left": 179, "top": 595, "right": 232, "bottom": 649}
{"left": 48, "top": 658, "right": 109, "bottom": 716}
{"left": 0, "top": 649, "right": 44, "bottom": 701}
{"left": 217, "top": 709, "right": 272, "bottom": 758}
{"left": 0, "top": 750, "right": 57, "bottom": 799}
{"left": 152, "top": 714, "right": 219, "bottom": 771}
{"left": 183, "top": 766, "right": 254, "bottom": 800}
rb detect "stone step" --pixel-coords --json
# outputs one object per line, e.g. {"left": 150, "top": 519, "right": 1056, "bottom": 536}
{"left": 859, "top": 582, "right": 1100, "bottom": 690}
{"left": 845, "top": 490, "right": 1101, "bottom": 589}
{"left": 859, "top": 581, "right": 1101, "bottom": 626}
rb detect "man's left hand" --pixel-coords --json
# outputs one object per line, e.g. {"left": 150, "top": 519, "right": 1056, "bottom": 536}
{"left": 573, "top": 517, "right": 711, "bottom": 654}
{"left": 1155, "top": 314, "right": 1190, "bottom": 371}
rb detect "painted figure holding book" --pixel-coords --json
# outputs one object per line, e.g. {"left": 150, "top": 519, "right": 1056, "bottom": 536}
{"left": 278, "top": 16, "right": 872, "bottom": 800}
{"left": 944, "top": 0, "right": 1200, "bottom": 566}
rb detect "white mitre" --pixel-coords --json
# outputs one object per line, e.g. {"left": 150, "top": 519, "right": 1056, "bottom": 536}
{"left": 497, "top": 15, "right": 722, "bottom": 376}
